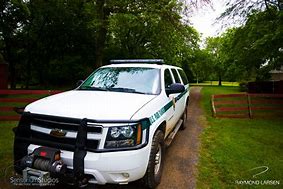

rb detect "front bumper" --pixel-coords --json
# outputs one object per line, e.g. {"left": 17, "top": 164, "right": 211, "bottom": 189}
{"left": 14, "top": 113, "right": 152, "bottom": 185}
{"left": 28, "top": 144, "right": 150, "bottom": 184}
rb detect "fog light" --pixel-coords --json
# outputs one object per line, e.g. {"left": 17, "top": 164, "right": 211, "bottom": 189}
{"left": 122, "top": 173, "right": 130, "bottom": 178}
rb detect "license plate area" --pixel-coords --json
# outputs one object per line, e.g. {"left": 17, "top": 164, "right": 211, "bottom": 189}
{"left": 22, "top": 167, "right": 53, "bottom": 186}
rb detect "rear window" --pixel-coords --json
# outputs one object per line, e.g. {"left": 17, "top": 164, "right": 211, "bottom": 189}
{"left": 164, "top": 69, "right": 173, "bottom": 88}
{"left": 178, "top": 69, "right": 189, "bottom": 85}
{"left": 171, "top": 69, "right": 181, "bottom": 83}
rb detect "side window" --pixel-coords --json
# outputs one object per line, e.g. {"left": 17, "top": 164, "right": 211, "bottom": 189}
{"left": 171, "top": 69, "right": 181, "bottom": 83}
{"left": 178, "top": 69, "right": 189, "bottom": 85}
{"left": 164, "top": 69, "right": 173, "bottom": 88}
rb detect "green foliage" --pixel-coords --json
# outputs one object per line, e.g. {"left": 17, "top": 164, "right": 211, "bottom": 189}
{"left": 220, "top": 0, "right": 283, "bottom": 25}
{"left": 231, "top": 7, "right": 283, "bottom": 80}
{"left": 202, "top": 6, "right": 283, "bottom": 83}
{"left": 190, "top": 49, "right": 214, "bottom": 83}
{"left": 0, "top": 0, "right": 200, "bottom": 88}
{"left": 105, "top": 0, "right": 200, "bottom": 70}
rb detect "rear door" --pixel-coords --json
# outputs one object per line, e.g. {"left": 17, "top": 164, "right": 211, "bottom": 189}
{"left": 170, "top": 68, "right": 185, "bottom": 122}
{"left": 177, "top": 68, "right": 189, "bottom": 111}
{"left": 164, "top": 68, "right": 176, "bottom": 134}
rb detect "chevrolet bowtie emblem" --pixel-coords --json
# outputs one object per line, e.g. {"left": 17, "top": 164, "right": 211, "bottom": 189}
{"left": 50, "top": 128, "right": 67, "bottom": 137}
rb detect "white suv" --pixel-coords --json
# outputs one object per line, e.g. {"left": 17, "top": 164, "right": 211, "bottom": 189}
{"left": 14, "top": 59, "right": 190, "bottom": 188}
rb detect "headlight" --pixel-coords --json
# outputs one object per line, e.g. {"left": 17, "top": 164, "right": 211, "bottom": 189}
{"left": 104, "top": 123, "right": 145, "bottom": 149}
{"left": 120, "top": 126, "right": 134, "bottom": 138}
{"left": 110, "top": 126, "right": 134, "bottom": 138}
{"left": 110, "top": 127, "right": 121, "bottom": 138}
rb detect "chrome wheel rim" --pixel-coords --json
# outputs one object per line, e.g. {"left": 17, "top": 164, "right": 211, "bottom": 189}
{"left": 154, "top": 144, "right": 162, "bottom": 174}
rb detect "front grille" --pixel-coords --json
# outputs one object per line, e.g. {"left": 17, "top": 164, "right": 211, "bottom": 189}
{"left": 32, "top": 115, "right": 102, "bottom": 133}
{"left": 28, "top": 114, "right": 102, "bottom": 152}
{"left": 30, "top": 130, "right": 99, "bottom": 151}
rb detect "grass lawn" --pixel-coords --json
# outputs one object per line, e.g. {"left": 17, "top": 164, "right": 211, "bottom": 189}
{"left": 190, "top": 81, "right": 240, "bottom": 86}
{"left": 197, "top": 86, "right": 283, "bottom": 188}
{"left": 0, "top": 122, "right": 17, "bottom": 180}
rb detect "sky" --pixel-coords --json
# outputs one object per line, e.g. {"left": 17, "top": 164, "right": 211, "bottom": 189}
{"left": 190, "top": 0, "right": 227, "bottom": 39}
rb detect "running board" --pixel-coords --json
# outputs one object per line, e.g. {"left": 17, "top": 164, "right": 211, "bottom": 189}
{"left": 165, "top": 119, "right": 183, "bottom": 146}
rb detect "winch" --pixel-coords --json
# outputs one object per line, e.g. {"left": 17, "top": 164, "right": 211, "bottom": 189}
{"left": 20, "top": 147, "right": 67, "bottom": 185}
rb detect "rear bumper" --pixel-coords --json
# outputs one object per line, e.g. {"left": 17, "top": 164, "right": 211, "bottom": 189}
{"left": 28, "top": 144, "right": 150, "bottom": 184}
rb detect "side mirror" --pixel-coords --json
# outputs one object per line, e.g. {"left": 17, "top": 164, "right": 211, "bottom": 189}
{"left": 76, "top": 80, "right": 84, "bottom": 87}
{"left": 166, "top": 83, "right": 185, "bottom": 96}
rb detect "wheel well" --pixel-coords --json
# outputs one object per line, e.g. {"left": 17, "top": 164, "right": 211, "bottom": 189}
{"left": 186, "top": 96, "right": 190, "bottom": 106}
{"left": 156, "top": 121, "right": 166, "bottom": 134}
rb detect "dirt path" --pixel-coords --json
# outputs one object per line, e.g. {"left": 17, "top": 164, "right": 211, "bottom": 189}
{"left": 157, "top": 86, "right": 204, "bottom": 189}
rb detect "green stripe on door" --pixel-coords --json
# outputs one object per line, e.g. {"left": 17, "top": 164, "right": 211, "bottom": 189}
{"left": 149, "top": 87, "right": 189, "bottom": 124}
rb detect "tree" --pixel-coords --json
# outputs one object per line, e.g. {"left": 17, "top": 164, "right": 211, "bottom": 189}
{"left": 0, "top": 0, "right": 201, "bottom": 88}
{"left": 204, "top": 28, "right": 243, "bottom": 85}
{"left": 0, "top": 0, "right": 29, "bottom": 88}
{"left": 190, "top": 49, "right": 214, "bottom": 83}
{"left": 207, "top": 5, "right": 283, "bottom": 82}
{"left": 106, "top": 0, "right": 199, "bottom": 66}
{"left": 227, "top": 7, "right": 283, "bottom": 81}
{"left": 219, "top": 0, "right": 283, "bottom": 25}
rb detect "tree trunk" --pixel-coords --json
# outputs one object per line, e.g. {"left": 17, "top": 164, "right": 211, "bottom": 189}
{"left": 4, "top": 38, "right": 16, "bottom": 89}
{"left": 95, "top": 0, "right": 109, "bottom": 68}
{"left": 218, "top": 74, "right": 222, "bottom": 86}
{"left": 25, "top": 39, "right": 32, "bottom": 89}
{"left": 25, "top": 59, "right": 31, "bottom": 89}
{"left": 8, "top": 61, "right": 16, "bottom": 89}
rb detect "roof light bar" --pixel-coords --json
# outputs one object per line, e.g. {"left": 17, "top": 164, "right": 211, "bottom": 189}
{"left": 110, "top": 59, "right": 164, "bottom": 64}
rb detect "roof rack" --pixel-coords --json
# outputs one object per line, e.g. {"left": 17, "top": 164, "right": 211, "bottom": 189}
{"left": 110, "top": 59, "right": 164, "bottom": 65}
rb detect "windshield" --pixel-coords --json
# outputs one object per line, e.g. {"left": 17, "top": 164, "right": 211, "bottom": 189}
{"left": 79, "top": 67, "right": 161, "bottom": 95}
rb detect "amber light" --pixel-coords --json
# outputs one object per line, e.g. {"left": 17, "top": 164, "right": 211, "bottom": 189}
{"left": 55, "top": 153, "right": 61, "bottom": 161}
{"left": 136, "top": 124, "right": 142, "bottom": 145}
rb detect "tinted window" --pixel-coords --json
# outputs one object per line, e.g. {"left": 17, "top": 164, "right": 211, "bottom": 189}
{"left": 171, "top": 69, "right": 181, "bottom": 83}
{"left": 164, "top": 69, "right": 173, "bottom": 88}
{"left": 178, "top": 69, "right": 189, "bottom": 85}
{"left": 80, "top": 67, "right": 161, "bottom": 95}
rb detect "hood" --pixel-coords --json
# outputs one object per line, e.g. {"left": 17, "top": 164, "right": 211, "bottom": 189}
{"left": 25, "top": 90, "right": 156, "bottom": 120}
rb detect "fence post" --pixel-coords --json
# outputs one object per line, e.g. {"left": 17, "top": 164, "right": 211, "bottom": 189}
{"left": 211, "top": 95, "right": 216, "bottom": 117}
{"left": 247, "top": 94, "right": 253, "bottom": 119}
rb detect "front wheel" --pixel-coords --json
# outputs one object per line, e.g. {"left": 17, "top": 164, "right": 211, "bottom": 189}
{"left": 143, "top": 130, "right": 165, "bottom": 188}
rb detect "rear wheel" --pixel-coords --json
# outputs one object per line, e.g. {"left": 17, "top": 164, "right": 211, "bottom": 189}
{"left": 143, "top": 130, "right": 165, "bottom": 188}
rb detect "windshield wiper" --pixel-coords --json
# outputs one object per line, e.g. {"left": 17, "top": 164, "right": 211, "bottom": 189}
{"left": 79, "top": 86, "right": 108, "bottom": 91}
{"left": 107, "top": 87, "right": 149, "bottom": 94}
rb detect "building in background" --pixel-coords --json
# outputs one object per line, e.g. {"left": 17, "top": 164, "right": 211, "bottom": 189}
{"left": 0, "top": 54, "right": 8, "bottom": 89}
{"left": 270, "top": 66, "right": 283, "bottom": 81}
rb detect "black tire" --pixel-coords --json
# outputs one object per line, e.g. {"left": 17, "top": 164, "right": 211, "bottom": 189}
{"left": 180, "top": 105, "right": 188, "bottom": 130}
{"left": 143, "top": 130, "right": 165, "bottom": 188}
